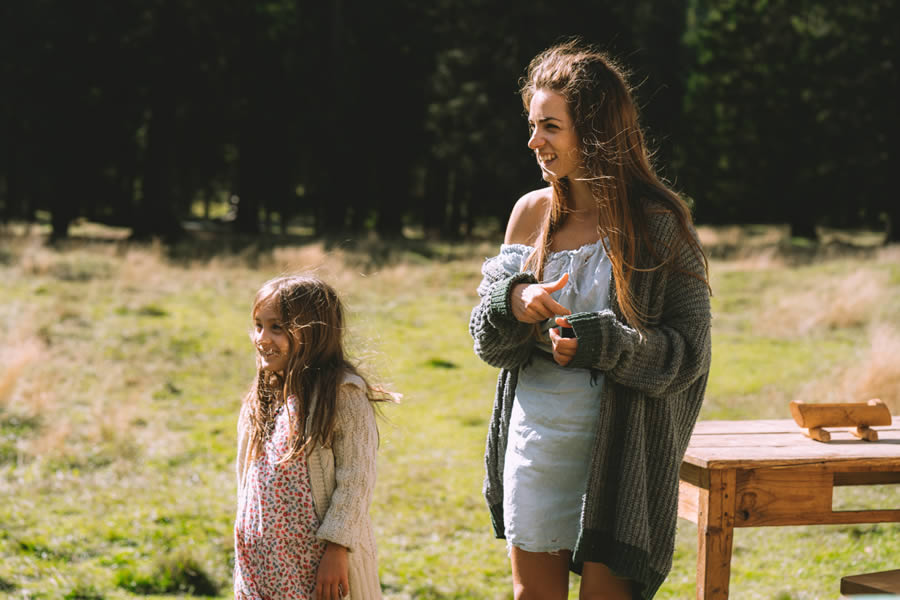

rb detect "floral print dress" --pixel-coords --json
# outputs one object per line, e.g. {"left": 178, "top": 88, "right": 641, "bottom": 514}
{"left": 235, "top": 399, "right": 326, "bottom": 600}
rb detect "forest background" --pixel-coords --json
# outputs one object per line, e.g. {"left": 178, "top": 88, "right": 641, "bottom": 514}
{"left": 1, "top": 0, "right": 898, "bottom": 243}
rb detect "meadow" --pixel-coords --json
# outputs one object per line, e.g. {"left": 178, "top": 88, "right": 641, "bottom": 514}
{"left": 1, "top": 222, "right": 899, "bottom": 599}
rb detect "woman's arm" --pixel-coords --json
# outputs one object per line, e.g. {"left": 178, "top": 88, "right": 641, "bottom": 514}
{"left": 566, "top": 213, "right": 712, "bottom": 397}
{"left": 469, "top": 260, "right": 537, "bottom": 369}
{"left": 470, "top": 189, "right": 570, "bottom": 369}
{"left": 315, "top": 383, "right": 378, "bottom": 552}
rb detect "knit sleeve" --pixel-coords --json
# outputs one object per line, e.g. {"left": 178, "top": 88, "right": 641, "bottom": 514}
{"left": 469, "top": 247, "right": 538, "bottom": 370}
{"left": 315, "top": 383, "right": 378, "bottom": 552}
{"left": 566, "top": 213, "right": 711, "bottom": 397}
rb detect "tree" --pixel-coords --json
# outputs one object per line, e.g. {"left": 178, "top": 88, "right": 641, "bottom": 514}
{"left": 682, "top": 0, "right": 899, "bottom": 239}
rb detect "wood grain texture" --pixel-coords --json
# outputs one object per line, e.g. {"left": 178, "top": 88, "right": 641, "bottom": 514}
{"left": 834, "top": 470, "right": 900, "bottom": 485}
{"left": 679, "top": 419, "right": 900, "bottom": 598}
{"left": 679, "top": 480, "right": 700, "bottom": 524}
{"left": 692, "top": 419, "right": 900, "bottom": 435}
{"left": 696, "top": 470, "right": 736, "bottom": 600}
{"left": 840, "top": 569, "right": 900, "bottom": 594}
{"left": 683, "top": 418, "right": 900, "bottom": 469}
{"left": 790, "top": 399, "right": 891, "bottom": 428}
{"left": 733, "top": 468, "right": 832, "bottom": 526}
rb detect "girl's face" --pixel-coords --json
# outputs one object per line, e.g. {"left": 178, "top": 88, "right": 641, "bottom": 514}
{"left": 527, "top": 88, "right": 584, "bottom": 182}
{"left": 253, "top": 296, "right": 293, "bottom": 375}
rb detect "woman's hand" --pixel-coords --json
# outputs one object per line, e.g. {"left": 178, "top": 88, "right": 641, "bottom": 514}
{"left": 315, "top": 542, "right": 349, "bottom": 600}
{"left": 548, "top": 316, "right": 578, "bottom": 366}
{"left": 510, "top": 273, "right": 571, "bottom": 323}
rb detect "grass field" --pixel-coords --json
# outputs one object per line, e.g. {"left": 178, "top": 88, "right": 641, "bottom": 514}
{"left": 1, "top": 223, "right": 899, "bottom": 599}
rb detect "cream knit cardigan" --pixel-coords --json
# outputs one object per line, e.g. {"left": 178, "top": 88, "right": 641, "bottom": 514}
{"left": 236, "top": 373, "right": 382, "bottom": 599}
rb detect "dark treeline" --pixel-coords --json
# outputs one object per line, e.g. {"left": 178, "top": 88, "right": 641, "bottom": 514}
{"left": 1, "top": 0, "right": 897, "bottom": 242}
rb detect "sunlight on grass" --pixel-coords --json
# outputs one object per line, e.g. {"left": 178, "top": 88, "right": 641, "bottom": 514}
{"left": 1, "top": 227, "right": 899, "bottom": 598}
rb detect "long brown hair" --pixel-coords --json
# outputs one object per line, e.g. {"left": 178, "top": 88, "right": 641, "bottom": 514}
{"left": 241, "top": 274, "right": 388, "bottom": 464}
{"left": 520, "top": 39, "right": 709, "bottom": 330}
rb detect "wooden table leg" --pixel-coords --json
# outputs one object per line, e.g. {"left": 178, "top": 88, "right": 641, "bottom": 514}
{"left": 696, "top": 469, "right": 736, "bottom": 599}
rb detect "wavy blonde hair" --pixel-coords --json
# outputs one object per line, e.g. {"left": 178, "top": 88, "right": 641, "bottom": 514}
{"left": 242, "top": 274, "right": 387, "bottom": 464}
{"left": 521, "top": 39, "right": 709, "bottom": 330}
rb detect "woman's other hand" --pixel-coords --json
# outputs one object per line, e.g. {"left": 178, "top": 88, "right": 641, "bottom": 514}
{"left": 510, "top": 273, "right": 571, "bottom": 324}
{"left": 549, "top": 316, "right": 578, "bottom": 366}
{"left": 315, "top": 542, "right": 349, "bottom": 600}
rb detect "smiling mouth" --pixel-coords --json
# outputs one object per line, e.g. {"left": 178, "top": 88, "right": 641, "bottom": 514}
{"left": 538, "top": 153, "right": 558, "bottom": 166}
{"left": 258, "top": 349, "right": 279, "bottom": 358}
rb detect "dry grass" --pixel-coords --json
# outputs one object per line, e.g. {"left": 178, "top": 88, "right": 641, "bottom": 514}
{"left": 852, "top": 326, "right": 900, "bottom": 413}
{"left": 696, "top": 223, "right": 790, "bottom": 251}
{"left": 713, "top": 246, "right": 785, "bottom": 272}
{"left": 24, "top": 419, "right": 72, "bottom": 464}
{"left": 759, "top": 268, "right": 890, "bottom": 336}
{"left": 0, "top": 340, "right": 38, "bottom": 409}
{"left": 697, "top": 225, "right": 788, "bottom": 272}
{"left": 1, "top": 352, "right": 147, "bottom": 468}
{"left": 794, "top": 324, "right": 900, "bottom": 413}
{"left": 877, "top": 243, "right": 900, "bottom": 264}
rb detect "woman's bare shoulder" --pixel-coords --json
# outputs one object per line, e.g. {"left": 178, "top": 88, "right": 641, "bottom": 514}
{"left": 504, "top": 187, "right": 552, "bottom": 246}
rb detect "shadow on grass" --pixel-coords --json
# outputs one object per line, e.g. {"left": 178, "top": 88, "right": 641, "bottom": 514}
{"left": 382, "top": 582, "right": 496, "bottom": 600}
{"left": 115, "top": 552, "right": 219, "bottom": 596}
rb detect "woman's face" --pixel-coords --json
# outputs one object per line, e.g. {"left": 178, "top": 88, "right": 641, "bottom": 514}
{"left": 527, "top": 88, "right": 584, "bottom": 182}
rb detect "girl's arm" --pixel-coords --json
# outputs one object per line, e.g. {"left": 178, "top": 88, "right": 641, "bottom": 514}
{"left": 566, "top": 212, "right": 712, "bottom": 397}
{"left": 315, "top": 382, "right": 378, "bottom": 552}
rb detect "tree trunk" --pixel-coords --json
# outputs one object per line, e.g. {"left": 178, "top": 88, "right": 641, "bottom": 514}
{"left": 50, "top": 204, "right": 74, "bottom": 242}
{"left": 234, "top": 126, "right": 262, "bottom": 235}
{"left": 885, "top": 203, "right": 900, "bottom": 244}
{"left": 134, "top": 86, "right": 182, "bottom": 240}
{"left": 314, "top": 0, "right": 349, "bottom": 236}
{"left": 788, "top": 212, "right": 818, "bottom": 241}
{"left": 445, "top": 170, "right": 461, "bottom": 239}
{"left": 423, "top": 159, "right": 448, "bottom": 240}
{"left": 374, "top": 160, "right": 404, "bottom": 239}
{"left": 131, "top": 0, "right": 183, "bottom": 241}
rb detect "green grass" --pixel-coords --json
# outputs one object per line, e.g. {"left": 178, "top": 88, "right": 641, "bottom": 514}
{"left": 1, "top": 229, "right": 899, "bottom": 599}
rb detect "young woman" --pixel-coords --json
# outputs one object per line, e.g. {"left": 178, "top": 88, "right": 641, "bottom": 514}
{"left": 469, "top": 40, "right": 712, "bottom": 600}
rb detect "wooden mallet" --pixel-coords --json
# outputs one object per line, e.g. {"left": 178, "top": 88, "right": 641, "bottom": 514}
{"left": 790, "top": 399, "right": 892, "bottom": 442}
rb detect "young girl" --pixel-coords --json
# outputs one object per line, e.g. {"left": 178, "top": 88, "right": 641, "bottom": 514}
{"left": 470, "top": 41, "right": 711, "bottom": 599}
{"left": 234, "top": 275, "right": 384, "bottom": 600}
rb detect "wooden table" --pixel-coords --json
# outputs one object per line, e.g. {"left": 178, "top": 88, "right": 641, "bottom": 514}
{"left": 678, "top": 418, "right": 900, "bottom": 599}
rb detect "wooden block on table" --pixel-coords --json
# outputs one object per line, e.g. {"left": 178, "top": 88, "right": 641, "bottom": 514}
{"left": 841, "top": 569, "right": 900, "bottom": 595}
{"left": 791, "top": 399, "right": 891, "bottom": 428}
{"left": 806, "top": 426, "right": 831, "bottom": 442}
{"left": 791, "top": 400, "right": 892, "bottom": 443}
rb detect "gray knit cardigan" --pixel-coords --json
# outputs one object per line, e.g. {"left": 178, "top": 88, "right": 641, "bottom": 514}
{"left": 469, "top": 204, "right": 711, "bottom": 599}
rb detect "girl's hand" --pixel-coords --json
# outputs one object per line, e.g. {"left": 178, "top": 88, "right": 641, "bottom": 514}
{"left": 315, "top": 542, "right": 349, "bottom": 600}
{"left": 510, "top": 273, "right": 571, "bottom": 323}
{"left": 548, "top": 316, "right": 578, "bottom": 366}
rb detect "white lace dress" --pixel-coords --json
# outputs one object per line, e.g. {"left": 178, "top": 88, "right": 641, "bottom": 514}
{"left": 498, "top": 240, "right": 612, "bottom": 553}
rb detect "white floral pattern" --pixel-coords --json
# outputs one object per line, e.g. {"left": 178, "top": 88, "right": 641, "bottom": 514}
{"left": 235, "top": 399, "right": 326, "bottom": 599}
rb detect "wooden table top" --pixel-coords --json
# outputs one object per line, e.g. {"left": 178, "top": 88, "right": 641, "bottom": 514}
{"left": 685, "top": 418, "right": 900, "bottom": 469}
